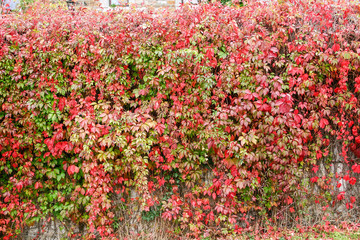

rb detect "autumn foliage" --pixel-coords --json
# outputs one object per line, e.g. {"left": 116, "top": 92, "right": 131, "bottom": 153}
{"left": 1, "top": 0, "right": 360, "bottom": 239}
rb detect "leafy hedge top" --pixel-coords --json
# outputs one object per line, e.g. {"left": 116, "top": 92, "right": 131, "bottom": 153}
{"left": 1, "top": 1, "right": 360, "bottom": 239}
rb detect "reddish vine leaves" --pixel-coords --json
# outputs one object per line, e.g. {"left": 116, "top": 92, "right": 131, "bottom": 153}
{"left": 1, "top": 1, "right": 360, "bottom": 239}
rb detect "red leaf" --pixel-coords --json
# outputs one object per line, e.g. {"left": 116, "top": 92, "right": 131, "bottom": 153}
{"left": 225, "top": 126, "right": 231, "bottom": 133}
{"left": 270, "top": 47, "right": 279, "bottom": 53}
{"left": 332, "top": 43, "right": 340, "bottom": 52}
{"left": 219, "top": 112, "right": 228, "bottom": 120}
{"left": 34, "top": 182, "right": 43, "bottom": 189}
{"left": 349, "top": 177, "right": 356, "bottom": 185}
{"left": 319, "top": 118, "right": 329, "bottom": 129}
{"left": 337, "top": 192, "right": 345, "bottom": 201}
{"left": 279, "top": 103, "right": 291, "bottom": 114}
{"left": 346, "top": 203, "right": 353, "bottom": 210}
{"left": 257, "top": 176, "right": 261, "bottom": 184}
{"left": 352, "top": 164, "right": 360, "bottom": 174}
{"left": 259, "top": 103, "right": 271, "bottom": 112}
{"left": 158, "top": 177, "right": 165, "bottom": 187}
{"left": 350, "top": 143, "right": 357, "bottom": 151}
{"left": 67, "top": 165, "right": 79, "bottom": 175}
{"left": 16, "top": 182, "right": 23, "bottom": 191}
{"left": 286, "top": 196, "right": 293, "bottom": 205}
{"left": 58, "top": 97, "right": 66, "bottom": 111}
{"left": 155, "top": 123, "right": 165, "bottom": 135}
{"left": 316, "top": 150, "right": 322, "bottom": 159}
{"left": 44, "top": 138, "right": 54, "bottom": 150}
{"left": 310, "top": 176, "right": 318, "bottom": 183}
{"left": 312, "top": 165, "right": 319, "bottom": 173}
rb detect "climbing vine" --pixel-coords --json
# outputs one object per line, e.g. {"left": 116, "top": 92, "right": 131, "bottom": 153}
{"left": 1, "top": 0, "right": 360, "bottom": 239}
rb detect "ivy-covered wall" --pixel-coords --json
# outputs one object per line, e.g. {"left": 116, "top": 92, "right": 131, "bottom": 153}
{"left": 1, "top": 1, "right": 360, "bottom": 239}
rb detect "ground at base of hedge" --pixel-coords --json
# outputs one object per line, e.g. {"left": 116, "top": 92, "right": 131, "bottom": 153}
{"left": 250, "top": 226, "right": 360, "bottom": 240}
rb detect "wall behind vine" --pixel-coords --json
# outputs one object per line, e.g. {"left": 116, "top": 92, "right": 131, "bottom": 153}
{"left": 1, "top": 1, "right": 360, "bottom": 239}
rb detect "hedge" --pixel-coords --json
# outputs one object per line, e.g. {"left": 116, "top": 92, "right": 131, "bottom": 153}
{"left": 1, "top": 1, "right": 360, "bottom": 239}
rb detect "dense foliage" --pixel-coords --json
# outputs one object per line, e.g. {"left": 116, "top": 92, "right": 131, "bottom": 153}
{"left": 1, "top": 1, "right": 360, "bottom": 239}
